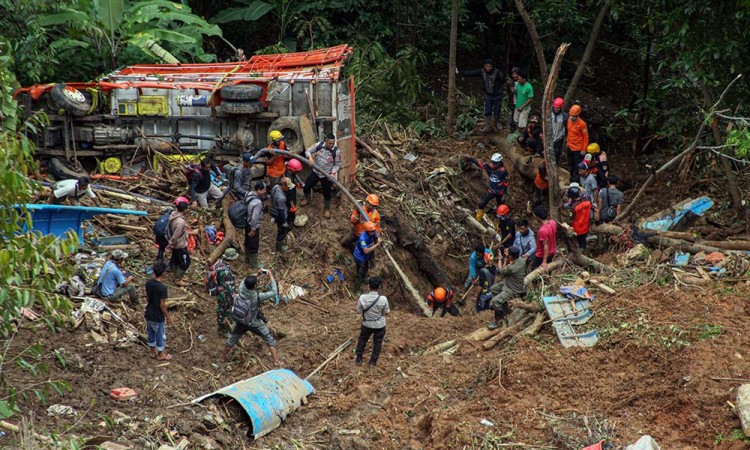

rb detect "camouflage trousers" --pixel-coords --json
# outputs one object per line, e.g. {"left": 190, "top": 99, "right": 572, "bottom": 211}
{"left": 216, "top": 293, "right": 234, "bottom": 334}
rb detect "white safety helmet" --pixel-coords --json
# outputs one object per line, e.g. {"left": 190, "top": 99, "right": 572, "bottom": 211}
{"left": 490, "top": 153, "right": 503, "bottom": 163}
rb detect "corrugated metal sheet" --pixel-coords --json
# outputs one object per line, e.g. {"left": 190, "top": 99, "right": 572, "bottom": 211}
{"left": 192, "top": 369, "right": 314, "bottom": 439}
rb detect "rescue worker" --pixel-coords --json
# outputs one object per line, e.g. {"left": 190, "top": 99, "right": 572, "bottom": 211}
{"left": 283, "top": 158, "right": 303, "bottom": 228}
{"left": 244, "top": 182, "right": 267, "bottom": 269}
{"left": 342, "top": 194, "right": 381, "bottom": 250}
{"left": 427, "top": 286, "right": 459, "bottom": 317}
{"left": 457, "top": 58, "right": 505, "bottom": 132}
{"left": 221, "top": 271, "right": 282, "bottom": 367}
{"left": 166, "top": 197, "right": 199, "bottom": 287}
{"left": 495, "top": 204, "right": 515, "bottom": 251}
{"left": 473, "top": 253, "right": 497, "bottom": 313}
{"left": 229, "top": 152, "right": 254, "bottom": 198}
{"left": 464, "top": 243, "right": 490, "bottom": 288}
{"left": 566, "top": 104, "right": 589, "bottom": 182}
{"left": 269, "top": 178, "right": 291, "bottom": 252}
{"left": 353, "top": 221, "right": 382, "bottom": 282}
{"left": 466, "top": 153, "right": 509, "bottom": 221}
{"left": 578, "top": 162, "right": 599, "bottom": 206}
{"left": 302, "top": 133, "right": 340, "bottom": 219}
{"left": 48, "top": 176, "right": 102, "bottom": 206}
{"left": 513, "top": 219, "right": 536, "bottom": 260}
{"left": 487, "top": 246, "right": 526, "bottom": 329}
{"left": 529, "top": 205, "right": 556, "bottom": 272}
{"left": 256, "top": 130, "right": 287, "bottom": 186}
{"left": 583, "top": 143, "right": 609, "bottom": 187}
{"left": 550, "top": 97, "right": 568, "bottom": 163}
{"left": 189, "top": 158, "right": 223, "bottom": 208}
{"left": 565, "top": 186, "right": 592, "bottom": 251}
{"left": 355, "top": 276, "right": 390, "bottom": 367}
{"left": 596, "top": 175, "right": 624, "bottom": 224}
{"left": 517, "top": 114, "right": 543, "bottom": 156}
{"left": 532, "top": 162, "right": 549, "bottom": 209}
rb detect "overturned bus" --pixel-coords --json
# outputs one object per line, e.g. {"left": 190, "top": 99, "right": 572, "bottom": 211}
{"left": 15, "top": 44, "right": 356, "bottom": 184}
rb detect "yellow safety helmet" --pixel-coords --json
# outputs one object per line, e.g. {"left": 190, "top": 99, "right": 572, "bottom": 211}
{"left": 586, "top": 143, "right": 600, "bottom": 154}
{"left": 269, "top": 130, "right": 283, "bottom": 142}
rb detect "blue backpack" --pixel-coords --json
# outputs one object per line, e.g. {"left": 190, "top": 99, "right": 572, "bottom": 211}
{"left": 153, "top": 208, "right": 173, "bottom": 241}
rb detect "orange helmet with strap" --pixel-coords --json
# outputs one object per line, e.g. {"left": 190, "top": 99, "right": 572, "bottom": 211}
{"left": 433, "top": 287, "right": 447, "bottom": 302}
{"left": 364, "top": 221, "right": 377, "bottom": 232}
{"left": 366, "top": 194, "right": 380, "bottom": 206}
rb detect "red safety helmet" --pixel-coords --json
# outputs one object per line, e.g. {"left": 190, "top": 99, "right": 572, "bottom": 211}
{"left": 364, "top": 222, "right": 377, "bottom": 232}
{"left": 174, "top": 196, "right": 189, "bottom": 206}
{"left": 287, "top": 159, "right": 302, "bottom": 173}
{"left": 553, "top": 97, "right": 564, "bottom": 108}
{"left": 496, "top": 204, "right": 510, "bottom": 216}
{"left": 366, "top": 194, "right": 380, "bottom": 206}
{"left": 433, "top": 287, "right": 447, "bottom": 301}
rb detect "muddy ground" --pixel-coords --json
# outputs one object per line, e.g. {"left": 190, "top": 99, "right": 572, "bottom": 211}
{"left": 5, "top": 136, "right": 750, "bottom": 450}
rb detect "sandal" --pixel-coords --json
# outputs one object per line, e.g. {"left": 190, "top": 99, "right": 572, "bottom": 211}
{"left": 156, "top": 353, "right": 173, "bottom": 361}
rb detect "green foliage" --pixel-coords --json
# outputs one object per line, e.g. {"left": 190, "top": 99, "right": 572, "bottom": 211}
{"left": 714, "top": 429, "right": 750, "bottom": 445}
{"left": 726, "top": 128, "right": 750, "bottom": 159}
{"left": 696, "top": 323, "right": 722, "bottom": 341}
{"left": 38, "top": 0, "right": 221, "bottom": 79}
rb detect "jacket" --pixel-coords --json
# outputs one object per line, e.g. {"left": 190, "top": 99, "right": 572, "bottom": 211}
{"left": 458, "top": 68, "right": 505, "bottom": 96}
{"left": 572, "top": 200, "right": 592, "bottom": 235}
{"left": 236, "top": 280, "right": 276, "bottom": 327}
{"left": 357, "top": 291, "right": 390, "bottom": 329}
{"left": 232, "top": 166, "right": 253, "bottom": 197}
{"left": 168, "top": 211, "right": 188, "bottom": 249}
{"left": 351, "top": 203, "right": 381, "bottom": 236}
{"left": 269, "top": 184, "right": 287, "bottom": 222}
{"left": 305, "top": 141, "right": 341, "bottom": 176}
{"left": 550, "top": 110, "right": 568, "bottom": 143}
{"left": 189, "top": 163, "right": 221, "bottom": 198}
{"left": 494, "top": 258, "right": 527, "bottom": 295}
{"left": 513, "top": 229, "right": 537, "bottom": 258}
{"left": 470, "top": 158, "right": 509, "bottom": 194}
{"left": 263, "top": 141, "right": 287, "bottom": 178}
{"left": 245, "top": 191, "right": 264, "bottom": 230}
{"left": 566, "top": 117, "right": 589, "bottom": 152}
{"left": 353, "top": 230, "right": 377, "bottom": 263}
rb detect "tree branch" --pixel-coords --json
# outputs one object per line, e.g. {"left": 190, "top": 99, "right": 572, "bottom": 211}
{"left": 563, "top": 0, "right": 611, "bottom": 104}
{"left": 513, "top": 0, "right": 548, "bottom": 80}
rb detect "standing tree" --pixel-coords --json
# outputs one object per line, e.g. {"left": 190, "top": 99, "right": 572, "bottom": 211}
{"left": 446, "top": 0, "right": 459, "bottom": 135}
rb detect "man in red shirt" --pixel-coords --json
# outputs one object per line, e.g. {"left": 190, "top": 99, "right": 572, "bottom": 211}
{"left": 529, "top": 205, "right": 556, "bottom": 272}
{"left": 566, "top": 186, "right": 592, "bottom": 251}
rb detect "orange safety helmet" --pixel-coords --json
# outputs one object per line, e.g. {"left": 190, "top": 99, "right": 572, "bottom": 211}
{"left": 366, "top": 193, "right": 380, "bottom": 206}
{"left": 569, "top": 104, "right": 582, "bottom": 116}
{"left": 433, "top": 287, "right": 447, "bottom": 301}
{"left": 496, "top": 204, "right": 510, "bottom": 216}
{"left": 364, "top": 221, "right": 378, "bottom": 232}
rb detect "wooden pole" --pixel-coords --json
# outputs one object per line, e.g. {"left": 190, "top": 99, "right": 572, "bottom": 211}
{"left": 446, "top": 0, "right": 459, "bottom": 136}
{"left": 541, "top": 43, "right": 570, "bottom": 221}
{"left": 306, "top": 338, "right": 352, "bottom": 380}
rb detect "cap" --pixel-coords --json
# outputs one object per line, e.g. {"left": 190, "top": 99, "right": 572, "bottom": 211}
{"left": 242, "top": 152, "right": 253, "bottom": 162}
{"left": 111, "top": 249, "right": 129, "bottom": 260}
{"left": 508, "top": 246, "right": 521, "bottom": 259}
{"left": 254, "top": 181, "right": 267, "bottom": 190}
{"left": 577, "top": 162, "right": 588, "bottom": 170}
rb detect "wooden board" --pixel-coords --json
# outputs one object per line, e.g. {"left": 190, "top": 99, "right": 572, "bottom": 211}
{"left": 299, "top": 114, "right": 316, "bottom": 150}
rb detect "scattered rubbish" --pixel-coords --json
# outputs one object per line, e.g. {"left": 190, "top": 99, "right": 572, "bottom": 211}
{"left": 91, "top": 235, "right": 129, "bottom": 247}
{"left": 706, "top": 252, "right": 725, "bottom": 265}
{"left": 283, "top": 284, "right": 307, "bottom": 303}
{"left": 544, "top": 286, "right": 599, "bottom": 348}
{"left": 480, "top": 419, "right": 495, "bottom": 427}
{"left": 625, "top": 435, "right": 660, "bottom": 450}
{"left": 55, "top": 275, "right": 86, "bottom": 297}
{"left": 581, "top": 441, "right": 604, "bottom": 450}
{"left": 197, "top": 335, "right": 206, "bottom": 342}
{"left": 673, "top": 251, "right": 689, "bottom": 266}
{"left": 204, "top": 225, "right": 218, "bottom": 243}
{"left": 294, "top": 214, "right": 309, "bottom": 227}
{"left": 47, "top": 404, "right": 76, "bottom": 417}
{"left": 325, "top": 268, "right": 346, "bottom": 283}
{"left": 193, "top": 368, "right": 314, "bottom": 439}
{"left": 640, "top": 196, "right": 713, "bottom": 232}
{"left": 403, "top": 152, "right": 417, "bottom": 162}
{"left": 111, "top": 387, "right": 138, "bottom": 401}
{"left": 338, "top": 429, "right": 361, "bottom": 435}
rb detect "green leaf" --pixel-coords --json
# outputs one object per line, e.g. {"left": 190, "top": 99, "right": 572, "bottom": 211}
{"left": 0, "top": 400, "right": 16, "bottom": 420}
{"left": 37, "top": 9, "right": 91, "bottom": 27}
{"left": 97, "top": 0, "right": 124, "bottom": 34}
{"left": 211, "top": 1, "right": 274, "bottom": 24}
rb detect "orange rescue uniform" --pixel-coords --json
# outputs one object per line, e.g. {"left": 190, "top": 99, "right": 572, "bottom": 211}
{"left": 566, "top": 118, "right": 589, "bottom": 153}
{"left": 351, "top": 207, "right": 381, "bottom": 236}
{"left": 266, "top": 140, "right": 287, "bottom": 178}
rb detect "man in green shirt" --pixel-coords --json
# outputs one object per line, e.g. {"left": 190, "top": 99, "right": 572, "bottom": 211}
{"left": 513, "top": 69, "right": 534, "bottom": 135}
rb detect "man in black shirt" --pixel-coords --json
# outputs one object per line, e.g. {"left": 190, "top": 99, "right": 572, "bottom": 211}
{"left": 145, "top": 262, "right": 173, "bottom": 360}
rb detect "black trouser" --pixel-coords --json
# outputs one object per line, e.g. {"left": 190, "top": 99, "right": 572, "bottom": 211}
{"left": 553, "top": 139, "right": 564, "bottom": 163}
{"left": 303, "top": 171, "right": 333, "bottom": 202}
{"left": 355, "top": 258, "right": 372, "bottom": 281}
{"left": 529, "top": 253, "right": 555, "bottom": 272}
{"left": 484, "top": 94, "right": 503, "bottom": 120}
{"left": 526, "top": 137, "right": 542, "bottom": 156}
{"left": 286, "top": 189, "right": 297, "bottom": 227}
{"left": 568, "top": 149, "right": 584, "bottom": 182}
{"left": 156, "top": 236, "right": 168, "bottom": 261}
{"left": 478, "top": 191, "right": 505, "bottom": 210}
{"left": 533, "top": 187, "right": 548, "bottom": 208}
{"left": 244, "top": 229, "right": 260, "bottom": 255}
{"left": 170, "top": 247, "right": 190, "bottom": 271}
{"left": 577, "top": 233, "right": 588, "bottom": 251}
{"left": 355, "top": 325, "right": 386, "bottom": 365}
{"left": 272, "top": 213, "right": 288, "bottom": 242}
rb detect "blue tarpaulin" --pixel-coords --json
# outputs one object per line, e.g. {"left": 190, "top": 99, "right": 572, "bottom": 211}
{"left": 17, "top": 204, "right": 147, "bottom": 243}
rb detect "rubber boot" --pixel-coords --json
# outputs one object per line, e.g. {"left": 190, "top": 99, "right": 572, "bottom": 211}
{"left": 475, "top": 209, "right": 485, "bottom": 222}
{"left": 300, "top": 193, "right": 311, "bottom": 207}
{"left": 487, "top": 309, "right": 504, "bottom": 330}
{"left": 493, "top": 117, "right": 502, "bottom": 132}
{"left": 246, "top": 253, "right": 260, "bottom": 269}
{"left": 481, "top": 118, "right": 491, "bottom": 133}
{"left": 323, "top": 200, "right": 331, "bottom": 219}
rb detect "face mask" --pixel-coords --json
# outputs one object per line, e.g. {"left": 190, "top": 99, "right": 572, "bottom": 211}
{"left": 571, "top": 116, "right": 579, "bottom": 122}
{"left": 521, "top": 230, "right": 529, "bottom": 236}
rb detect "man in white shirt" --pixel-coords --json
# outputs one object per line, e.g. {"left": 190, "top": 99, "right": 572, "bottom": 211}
{"left": 48, "top": 176, "right": 101, "bottom": 206}
{"left": 355, "top": 276, "right": 390, "bottom": 367}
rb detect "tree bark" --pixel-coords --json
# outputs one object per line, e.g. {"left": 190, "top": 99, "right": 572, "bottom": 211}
{"left": 513, "top": 0, "right": 548, "bottom": 81}
{"left": 208, "top": 196, "right": 238, "bottom": 265}
{"left": 446, "top": 0, "right": 459, "bottom": 136}
{"left": 634, "top": 26, "right": 653, "bottom": 156}
{"left": 483, "top": 314, "right": 533, "bottom": 350}
{"left": 489, "top": 136, "right": 570, "bottom": 185}
{"left": 383, "top": 247, "right": 433, "bottom": 317}
{"left": 542, "top": 43, "right": 571, "bottom": 221}
{"left": 383, "top": 216, "right": 451, "bottom": 287}
{"left": 563, "top": 0, "right": 611, "bottom": 105}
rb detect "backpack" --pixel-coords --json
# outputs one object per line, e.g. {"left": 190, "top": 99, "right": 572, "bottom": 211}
{"left": 153, "top": 208, "right": 173, "bottom": 241}
{"left": 228, "top": 200, "right": 249, "bottom": 229}
{"left": 184, "top": 163, "right": 202, "bottom": 183}
{"left": 205, "top": 260, "right": 237, "bottom": 297}
{"left": 602, "top": 188, "right": 618, "bottom": 222}
{"left": 232, "top": 292, "right": 254, "bottom": 324}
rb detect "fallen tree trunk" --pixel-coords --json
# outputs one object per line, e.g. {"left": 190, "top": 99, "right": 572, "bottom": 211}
{"left": 383, "top": 216, "right": 451, "bottom": 287}
{"left": 483, "top": 314, "right": 533, "bottom": 350}
{"left": 524, "top": 259, "right": 566, "bottom": 285}
{"left": 519, "top": 312, "right": 545, "bottom": 337}
{"left": 489, "top": 136, "right": 571, "bottom": 188}
{"left": 383, "top": 246, "right": 433, "bottom": 317}
{"left": 590, "top": 223, "right": 725, "bottom": 254}
{"left": 701, "top": 240, "right": 750, "bottom": 251}
{"left": 424, "top": 339, "right": 457, "bottom": 355}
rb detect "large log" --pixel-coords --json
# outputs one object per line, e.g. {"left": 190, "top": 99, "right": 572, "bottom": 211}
{"left": 383, "top": 216, "right": 451, "bottom": 287}
{"left": 524, "top": 259, "right": 566, "bottom": 285}
{"left": 589, "top": 223, "right": 726, "bottom": 254}
{"left": 383, "top": 246, "right": 433, "bottom": 317}
{"left": 489, "top": 136, "right": 570, "bottom": 188}
{"left": 208, "top": 196, "right": 237, "bottom": 265}
{"left": 482, "top": 314, "right": 533, "bottom": 350}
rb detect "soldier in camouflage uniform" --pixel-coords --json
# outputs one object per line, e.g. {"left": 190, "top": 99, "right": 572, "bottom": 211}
{"left": 206, "top": 256, "right": 238, "bottom": 336}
